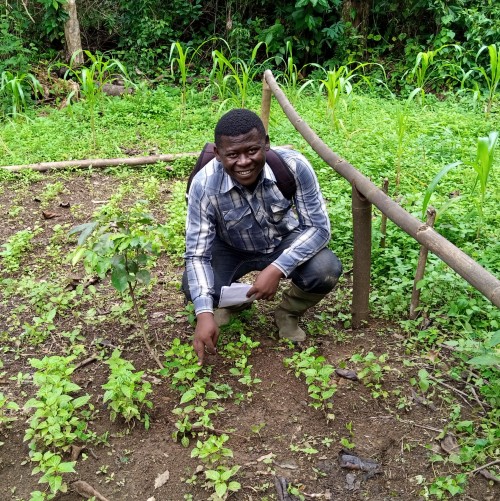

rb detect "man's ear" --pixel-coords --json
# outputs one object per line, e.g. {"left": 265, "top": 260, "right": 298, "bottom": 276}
{"left": 213, "top": 144, "right": 221, "bottom": 161}
{"left": 265, "top": 135, "right": 270, "bottom": 151}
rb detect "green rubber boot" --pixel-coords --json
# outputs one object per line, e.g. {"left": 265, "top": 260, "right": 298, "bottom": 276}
{"left": 274, "top": 284, "right": 326, "bottom": 342}
{"left": 214, "top": 302, "right": 253, "bottom": 327}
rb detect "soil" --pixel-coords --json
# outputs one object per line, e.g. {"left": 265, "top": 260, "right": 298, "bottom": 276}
{"left": 0, "top": 169, "right": 498, "bottom": 501}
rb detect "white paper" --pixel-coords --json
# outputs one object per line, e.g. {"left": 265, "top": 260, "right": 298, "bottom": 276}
{"left": 218, "top": 283, "right": 255, "bottom": 308}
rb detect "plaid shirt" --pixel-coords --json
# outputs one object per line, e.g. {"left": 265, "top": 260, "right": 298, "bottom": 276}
{"left": 185, "top": 148, "right": 331, "bottom": 314}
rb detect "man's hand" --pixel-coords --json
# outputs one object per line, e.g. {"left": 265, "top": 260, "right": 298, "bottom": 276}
{"left": 247, "top": 264, "right": 284, "bottom": 300}
{"left": 193, "top": 312, "right": 219, "bottom": 365}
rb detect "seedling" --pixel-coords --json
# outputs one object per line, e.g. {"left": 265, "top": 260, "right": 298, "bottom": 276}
{"left": 102, "top": 349, "right": 153, "bottom": 428}
{"left": 284, "top": 347, "right": 337, "bottom": 412}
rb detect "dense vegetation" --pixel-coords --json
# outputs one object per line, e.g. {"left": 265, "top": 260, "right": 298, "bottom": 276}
{"left": 0, "top": 1, "right": 499, "bottom": 500}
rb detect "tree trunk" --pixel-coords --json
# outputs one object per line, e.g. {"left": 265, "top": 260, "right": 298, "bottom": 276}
{"left": 64, "top": 0, "right": 84, "bottom": 65}
{"left": 342, "top": 0, "right": 370, "bottom": 34}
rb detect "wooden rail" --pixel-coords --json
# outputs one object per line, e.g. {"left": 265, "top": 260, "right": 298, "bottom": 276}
{"left": 261, "top": 70, "right": 500, "bottom": 325}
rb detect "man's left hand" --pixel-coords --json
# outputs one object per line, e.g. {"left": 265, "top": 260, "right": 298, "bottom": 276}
{"left": 247, "top": 264, "right": 284, "bottom": 300}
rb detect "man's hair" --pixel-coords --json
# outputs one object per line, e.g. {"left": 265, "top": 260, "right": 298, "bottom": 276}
{"left": 214, "top": 108, "right": 266, "bottom": 145}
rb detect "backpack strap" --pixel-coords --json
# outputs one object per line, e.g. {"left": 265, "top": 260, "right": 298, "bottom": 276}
{"left": 186, "top": 143, "right": 296, "bottom": 200}
{"left": 266, "top": 149, "right": 296, "bottom": 200}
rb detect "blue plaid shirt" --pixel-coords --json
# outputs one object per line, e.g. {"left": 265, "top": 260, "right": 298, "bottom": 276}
{"left": 185, "top": 148, "right": 331, "bottom": 314}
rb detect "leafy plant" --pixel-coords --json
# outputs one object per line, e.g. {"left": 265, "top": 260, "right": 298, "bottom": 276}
{"left": 0, "top": 391, "right": 19, "bottom": 432}
{"left": 102, "top": 349, "right": 153, "bottom": 427}
{"left": 204, "top": 465, "right": 241, "bottom": 500}
{"left": 70, "top": 202, "right": 168, "bottom": 367}
{"left": 0, "top": 226, "right": 42, "bottom": 272}
{"left": 284, "top": 347, "right": 336, "bottom": 413}
{"left": 0, "top": 70, "right": 42, "bottom": 117}
{"left": 475, "top": 44, "right": 500, "bottom": 114}
{"left": 191, "top": 433, "right": 233, "bottom": 464}
{"left": 56, "top": 51, "right": 131, "bottom": 148}
{"left": 350, "top": 352, "right": 391, "bottom": 398}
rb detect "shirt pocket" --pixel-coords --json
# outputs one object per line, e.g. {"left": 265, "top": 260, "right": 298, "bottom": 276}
{"left": 223, "top": 205, "right": 254, "bottom": 231}
{"left": 268, "top": 199, "right": 292, "bottom": 223}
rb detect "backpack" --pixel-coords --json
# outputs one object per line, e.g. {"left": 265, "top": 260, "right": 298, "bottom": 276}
{"left": 186, "top": 143, "right": 297, "bottom": 200}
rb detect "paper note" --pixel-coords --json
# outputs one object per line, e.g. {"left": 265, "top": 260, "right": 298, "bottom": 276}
{"left": 218, "top": 283, "right": 255, "bottom": 308}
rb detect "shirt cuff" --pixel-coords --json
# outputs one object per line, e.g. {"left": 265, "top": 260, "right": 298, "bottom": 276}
{"left": 193, "top": 295, "right": 214, "bottom": 315}
{"left": 271, "top": 260, "right": 291, "bottom": 278}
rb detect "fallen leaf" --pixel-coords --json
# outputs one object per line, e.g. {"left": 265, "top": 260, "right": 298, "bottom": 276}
{"left": 42, "top": 211, "right": 60, "bottom": 219}
{"left": 59, "top": 201, "right": 71, "bottom": 208}
{"left": 479, "top": 469, "right": 500, "bottom": 483}
{"left": 72, "top": 480, "right": 110, "bottom": 501}
{"left": 440, "top": 434, "right": 459, "bottom": 454}
{"left": 146, "top": 498, "right": 156, "bottom": 501}
{"left": 154, "top": 469, "right": 170, "bottom": 489}
{"left": 257, "top": 452, "right": 275, "bottom": 462}
{"left": 276, "top": 458, "right": 299, "bottom": 470}
{"left": 339, "top": 452, "right": 380, "bottom": 473}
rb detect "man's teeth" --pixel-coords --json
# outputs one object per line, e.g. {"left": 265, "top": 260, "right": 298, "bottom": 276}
{"left": 239, "top": 170, "right": 251, "bottom": 175}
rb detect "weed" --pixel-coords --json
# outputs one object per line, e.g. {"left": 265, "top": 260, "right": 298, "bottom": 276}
{"left": 1, "top": 226, "right": 42, "bottom": 272}
{"left": 350, "top": 352, "right": 391, "bottom": 398}
{"left": 0, "top": 70, "right": 42, "bottom": 117}
{"left": 475, "top": 44, "right": 500, "bottom": 114}
{"left": 204, "top": 465, "right": 241, "bottom": 500}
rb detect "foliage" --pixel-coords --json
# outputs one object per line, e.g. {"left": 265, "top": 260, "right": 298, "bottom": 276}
{"left": 284, "top": 347, "right": 336, "bottom": 413}
{"left": 102, "top": 349, "right": 153, "bottom": 427}
{"left": 0, "top": 226, "right": 42, "bottom": 272}
{"left": 474, "top": 44, "right": 500, "bottom": 114}
{"left": 0, "top": 70, "right": 42, "bottom": 117}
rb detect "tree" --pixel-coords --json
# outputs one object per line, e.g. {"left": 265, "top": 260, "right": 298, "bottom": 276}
{"left": 63, "top": 0, "right": 83, "bottom": 65}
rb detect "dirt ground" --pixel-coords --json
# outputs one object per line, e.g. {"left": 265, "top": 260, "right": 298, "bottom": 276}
{"left": 0, "top": 169, "right": 498, "bottom": 501}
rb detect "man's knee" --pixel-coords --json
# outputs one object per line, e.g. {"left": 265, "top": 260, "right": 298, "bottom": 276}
{"left": 300, "top": 248, "right": 342, "bottom": 294}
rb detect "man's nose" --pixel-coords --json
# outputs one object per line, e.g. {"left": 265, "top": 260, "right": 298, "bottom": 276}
{"left": 236, "top": 154, "right": 251, "bottom": 166}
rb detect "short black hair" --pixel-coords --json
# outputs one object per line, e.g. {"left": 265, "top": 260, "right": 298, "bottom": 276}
{"left": 214, "top": 108, "right": 266, "bottom": 145}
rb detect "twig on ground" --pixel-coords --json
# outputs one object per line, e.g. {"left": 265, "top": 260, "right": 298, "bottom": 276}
{"left": 467, "top": 459, "right": 500, "bottom": 475}
{"left": 428, "top": 375, "right": 472, "bottom": 407}
{"left": 398, "top": 418, "right": 443, "bottom": 434}
{"left": 74, "top": 355, "right": 98, "bottom": 371}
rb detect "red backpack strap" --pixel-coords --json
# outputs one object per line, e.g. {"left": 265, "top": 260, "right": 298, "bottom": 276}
{"left": 186, "top": 142, "right": 216, "bottom": 198}
{"left": 267, "top": 149, "right": 296, "bottom": 200}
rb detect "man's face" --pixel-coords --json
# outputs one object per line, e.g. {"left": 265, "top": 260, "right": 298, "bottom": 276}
{"left": 214, "top": 128, "right": 270, "bottom": 188}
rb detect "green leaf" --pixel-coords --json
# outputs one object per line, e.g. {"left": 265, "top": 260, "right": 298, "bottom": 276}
{"left": 72, "top": 395, "right": 90, "bottom": 408}
{"left": 136, "top": 269, "right": 151, "bottom": 285}
{"left": 68, "top": 221, "right": 98, "bottom": 246}
{"left": 468, "top": 354, "right": 500, "bottom": 367}
{"left": 215, "top": 481, "right": 228, "bottom": 497}
{"left": 204, "top": 469, "right": 220, "bottom": 481}
{"left": 422, "top": 161, "right": 462, "bottom": 218}
{"left": 111, "top": 267, "right": 129, "bottom": 292}
{"left": 180, "top": 390, "right": 196, "bottom": 404}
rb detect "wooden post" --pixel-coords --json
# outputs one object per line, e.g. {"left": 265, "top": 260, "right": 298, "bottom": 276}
{"left": 409, "top": 207, "right": 437, "bottom": 319}
{"left": 380, "top": 178, "right": 389, "bottom": 248}
{"left": 260, "top": 76, "right": 272, "bottom": 134}
{"left": 352, "top": 184, "right": 372, "bottom": 328}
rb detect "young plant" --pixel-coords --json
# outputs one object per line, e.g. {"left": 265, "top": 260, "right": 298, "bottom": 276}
{"left": 471, "top": 131, "right": 498, "bottom": 237}
{"left": 0, "top": 226, "right": 42, "bottom": 272}
{"left": 191, "top": 433, "right": 233, "bottom": 465}
{"left": 204, "top": 465, "right": 241, "bottom": 500}
{"left": 284, "top": 347, "right": 336, "bottom": 413}
{"left": 0, "top": 391, "right": 19, "bottom": 435}
{"left": 102, "top": 349, "right": 153, "bottom": 428}
{"left": 56, "top": 51, "right": 131, "bottom": 148}
{"left": 0, "top": 70, "right": 42, "bottom": 117}
{"left": 475, "top": 44, "right": 500, "bottom": 114}
{"left": 70, "top": 202, "right": 168, "bottom": 367}
{"left": 350, "top": 352, "right": 391, "bottom": 398}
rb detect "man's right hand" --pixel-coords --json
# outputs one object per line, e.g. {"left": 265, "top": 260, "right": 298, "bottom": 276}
{"left": 193, "top": 312, "right": 219, "bottom": 365}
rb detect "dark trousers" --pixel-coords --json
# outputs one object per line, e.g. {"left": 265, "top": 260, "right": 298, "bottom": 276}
{"left": 182, "top": 231, "right": 342, "bottom": 307}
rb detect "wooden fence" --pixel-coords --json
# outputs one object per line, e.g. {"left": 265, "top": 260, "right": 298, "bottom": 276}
{"left": 261, "top": 70, "right": 500, "bottom": 326}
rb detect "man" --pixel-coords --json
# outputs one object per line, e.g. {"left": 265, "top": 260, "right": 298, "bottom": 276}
{"left": 183, "top": 108, "right": 342, "bottom": 364}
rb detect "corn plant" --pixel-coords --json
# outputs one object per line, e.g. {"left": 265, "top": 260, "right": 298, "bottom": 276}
{"left": 475, "top": 44, "right": 500, "bottom": 114}
{"left": 472, "top": 131, "right": 498, "bottom": 237}
{"left": 409, "top": 44, "right": 462, "bottom": 103}
{"left": 0, "top": 70, "right": 42, "bottom": 117}
{"left": 211, "top": 41, "right": 270, "bottom": 108}
{"left": 276, "top": 41, "right": 314, "bottom": 103}
{"left": 56, "top": 51, "right": 130, "bottom": 148}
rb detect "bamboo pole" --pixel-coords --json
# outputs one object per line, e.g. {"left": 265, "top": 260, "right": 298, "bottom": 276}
{"left": 352, "top": 185, "right": 372, "bottom": 327}
{"left": 409, "top": 207, "right": 436, "bottom": 319}
{"left": 263, "top": 69, "right": 500, "bottom": 309}
{"left": 379, "top": 178, "right": 389, "bottom": 248}
{"left": 0, "top": 152, "right": 200, "bottom": 173}
{"left": 260, "top": 76, "right": 272, "bottom": 134}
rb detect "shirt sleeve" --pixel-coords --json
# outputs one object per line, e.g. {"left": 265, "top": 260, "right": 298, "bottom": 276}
{"left": 184, "top": 179, "right": 216, "bottom": 315}
{"left": 272, "top": 152, "right": 331, "bottom": 276}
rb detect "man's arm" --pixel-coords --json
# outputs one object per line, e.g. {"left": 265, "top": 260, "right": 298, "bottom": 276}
{"left": 185, "top": 180, "right": 219, "bottom": 363}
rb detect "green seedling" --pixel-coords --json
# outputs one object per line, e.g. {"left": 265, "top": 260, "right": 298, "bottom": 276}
{"left": 102, "top": 349, "right": 153, "bottom": 428}
{"left": 0, "top": 392, "right": 19, "bottom": 432}
{"left": 204, "top": 465, "right": 241, "bottom": 500}
{"left": 0, "top": 70, "right": 42, "bottom": 117}
{"left": 475, "top": 44, "right": 499, "bottom": 114}
{"left": 350, "top": 351, "right": 391, "bottom": 398}
{"left": 1, "top": 227, "right": 43, "bottom": 272}
{"left": 284, "top": 347, "right": 337, "bottom": 413}
{"left": 191, "top": 434, "right": 233, "bottom": 465}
